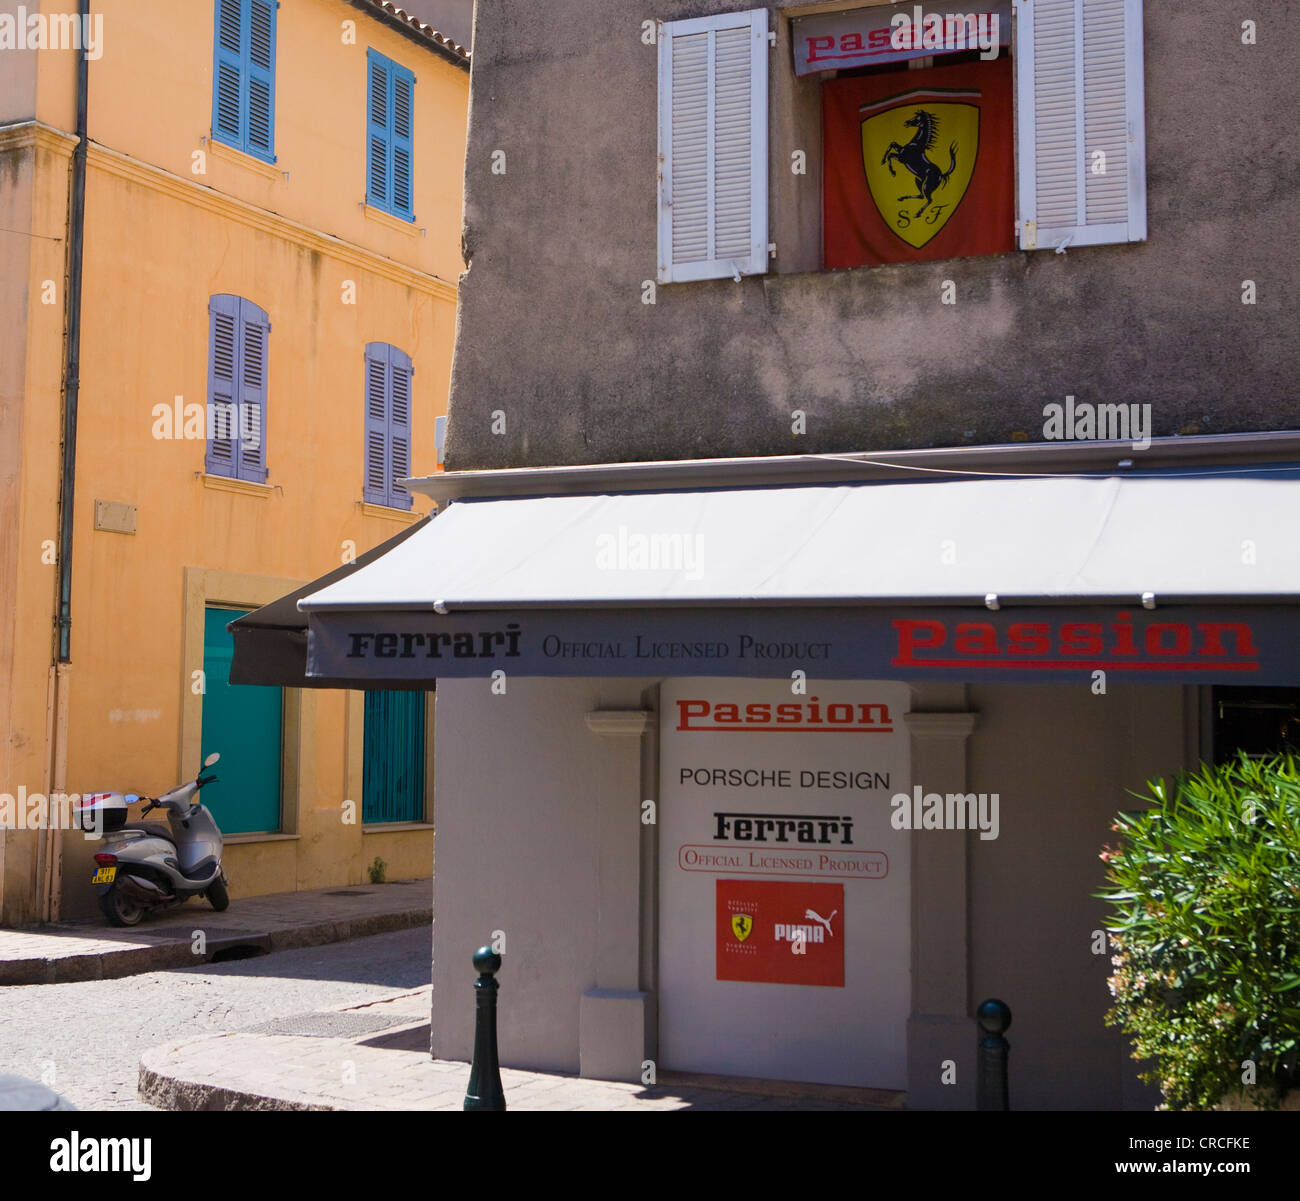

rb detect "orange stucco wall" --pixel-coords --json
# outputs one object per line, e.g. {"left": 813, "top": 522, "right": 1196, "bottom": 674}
{"left": 1, "top": 0, "right": 467, "bottom": 923}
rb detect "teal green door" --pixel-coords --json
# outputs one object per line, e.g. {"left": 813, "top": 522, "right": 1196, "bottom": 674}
{"left": 201, "top": 607, "right": 282, "bottom": 834}
{"left": 363, "top": 690, "right": 426, "bottom": 823}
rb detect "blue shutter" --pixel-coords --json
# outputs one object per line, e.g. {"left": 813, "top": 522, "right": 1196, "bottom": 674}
{"left": 245, "top": 0, "right": 276, "bottom": 161}
{"left": 363, "top": 343, "right": 389, "bottom": 504}
{"left": 237, "top": 299, "right": 269, "bottom": 483}
{"left": 206, "top": 294, "right": 240, "bottom": 476}
{"left": 388, "top": 347, "right": 413, "bottom": 509}
{"left": 212, "top": 0, "right": 276, "bottom": 160}
{"left": 366, "top": 52, "right": 391, "bottom": 209}
{"left": 363, "top": 690, "right": 426, "bottom": 824}
{"left": 366, "top": 52, "right": 415, "bottom": 221}
{"left": 391, "top": 66, "right": 415, "bottom": 219}
{"left": 212, "top": 0, "right": 245, "bottom": 147}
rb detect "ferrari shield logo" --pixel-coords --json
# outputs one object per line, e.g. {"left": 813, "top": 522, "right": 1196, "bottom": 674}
{"left": 860, "top": 90, "right": 981, "bottom": 249}
{"left": 731, "top": 913, "right": 754, "bottom": 942}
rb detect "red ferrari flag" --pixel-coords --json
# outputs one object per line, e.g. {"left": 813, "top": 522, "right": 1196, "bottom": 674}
{"left": 823, "top": 58, "right": 1014, "bottom": 268}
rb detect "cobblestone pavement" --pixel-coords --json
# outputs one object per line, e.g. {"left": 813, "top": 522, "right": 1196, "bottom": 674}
{"left": 0, "top": 878, "right": 431, "bottom": 985}
{"left": 0, "top": 926, "right": 433, "bottom": 1110}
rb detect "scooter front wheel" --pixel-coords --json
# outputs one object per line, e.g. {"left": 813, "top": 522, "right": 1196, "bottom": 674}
{"left": 99, "top": 884, "right": 146, "bottom": 928}
{"left": 206, "top": 874, "right": 229, "bottom": 912}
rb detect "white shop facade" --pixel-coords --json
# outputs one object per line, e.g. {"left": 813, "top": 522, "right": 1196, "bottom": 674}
{"left": 231, "top": 447, "right": 1300, "bottom": 1109}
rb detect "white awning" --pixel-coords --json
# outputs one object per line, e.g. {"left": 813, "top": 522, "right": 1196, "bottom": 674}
{"left": 298, "top": 474, "right": 1300, "bottom": 612}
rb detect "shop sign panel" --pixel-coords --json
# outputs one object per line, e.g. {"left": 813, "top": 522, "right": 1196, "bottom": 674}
{"left": 717, "top": 879, "right": 845, "bottom": 987}
{"left": 309, "top": 605, "right": 1300, "bottom": 686}
{"left": 658, "top": 679, "right": 911, "bottom": 1087}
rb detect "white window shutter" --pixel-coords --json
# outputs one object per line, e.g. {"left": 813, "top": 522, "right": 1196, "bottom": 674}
{"left": 658, "top": 9, "right": 769, "bottom": 283}
{"left": 1015, "top": 0, "right": 1146, "bottom": 250}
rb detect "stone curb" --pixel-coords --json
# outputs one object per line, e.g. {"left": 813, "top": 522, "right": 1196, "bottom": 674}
{"left": 0, "top": 906, "right": 431, "bottom": 987}
{"left": 139, "top": 1040, "right": 333, "bottom": 1112}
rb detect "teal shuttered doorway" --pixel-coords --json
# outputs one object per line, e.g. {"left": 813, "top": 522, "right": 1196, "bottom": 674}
{"left": 201, "top": 607, "right": 283, "bottom": 834}
{"left": 363, "top": 690, "right": 427, "bottom": 824}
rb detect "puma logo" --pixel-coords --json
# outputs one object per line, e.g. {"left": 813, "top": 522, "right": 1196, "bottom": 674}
{"left": 805, "top": 908, "right": 837, "bottom": 937}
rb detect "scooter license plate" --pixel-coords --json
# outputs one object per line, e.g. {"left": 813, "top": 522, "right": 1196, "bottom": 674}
{"left": 91, "top": 866, "right": 116, "bottom": 884}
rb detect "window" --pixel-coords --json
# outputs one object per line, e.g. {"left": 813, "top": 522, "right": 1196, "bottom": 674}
{"left": 362, "top": 690, "right": 427, "bottom": 824}
{"left": 658, "top": 2, "right": 1148, "bottom": 279}
{"left": 1212, "top": 687, "right": 1300, "bottom": 764}
{"left": 821, "top": 48, "right": 1015, "bottom": 267}
{"left": 363, "top": 342, "right": 414, "bottom": 510}
{"left": 366, "top": 49, "right": 416, "bottom": 221}
{"left": 206, "top": 295, "right": 269, "bottom": 483}
{"left": 434, "top": 414, "right": 448, "bottom": 469}
{"left": 212, "top": 0, "right": 277, "bottom": 162}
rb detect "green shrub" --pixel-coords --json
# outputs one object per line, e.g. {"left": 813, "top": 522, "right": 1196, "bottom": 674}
{"left": 368, "top": 856, "right": 387, "bottom": 885}
{"left": 1099, "top": 752, "right": 1300, "bottom": 1110}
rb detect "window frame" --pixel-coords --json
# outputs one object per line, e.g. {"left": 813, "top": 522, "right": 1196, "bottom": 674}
{"left": 773, "top": 0, "right": 1148, "bottom": 274}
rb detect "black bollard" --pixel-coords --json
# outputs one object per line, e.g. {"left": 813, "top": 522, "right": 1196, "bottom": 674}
{"left": 463, "top": 946, "right": 506, "bottom": 1111}
{"left": 976, "top": 998, "right": 1012, "bottom": 1111}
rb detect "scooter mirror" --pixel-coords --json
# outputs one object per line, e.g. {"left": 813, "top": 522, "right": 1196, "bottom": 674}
{"left": 203, "top": 752, "right": 221, "bottom": 767}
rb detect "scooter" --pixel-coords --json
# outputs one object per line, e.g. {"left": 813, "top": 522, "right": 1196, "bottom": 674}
{"left": 77, "top": 753, "right": 230, "bottom": 927}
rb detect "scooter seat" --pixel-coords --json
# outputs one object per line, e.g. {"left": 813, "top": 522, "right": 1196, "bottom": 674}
{"left": 118, "top": 822, "right": 176, "bottom": 842}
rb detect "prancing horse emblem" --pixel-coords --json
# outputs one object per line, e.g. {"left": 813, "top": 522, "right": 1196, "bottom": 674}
{"left": 882, "top": 109, "right": 958, "bottom": 217}
{"left": 731, "top": 913, "right": 753, "bottom": 942}
{"left": 860, "top": 91, "right": 982, "bottom": 249}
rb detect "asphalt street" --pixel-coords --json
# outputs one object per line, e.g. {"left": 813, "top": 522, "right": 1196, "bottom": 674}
{"left": 0, "top": 926, "right": 431, "bottom": 1110}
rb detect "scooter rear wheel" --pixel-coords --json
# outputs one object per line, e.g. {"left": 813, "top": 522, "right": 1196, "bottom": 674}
{"left": 99, "top": 885, "right": 146, "bottom": 928}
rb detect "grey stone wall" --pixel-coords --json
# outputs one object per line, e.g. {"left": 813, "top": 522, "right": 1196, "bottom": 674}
{"left": 447, "top": 0, "right": 1299, "bottom": 469}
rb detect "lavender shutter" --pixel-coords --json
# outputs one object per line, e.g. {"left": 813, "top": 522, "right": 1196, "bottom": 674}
{"left": 366, "top": 54, "right": 391, "bottom": 209}
{"left": 388, "top": 347, "right": 413, "bottom": 509}
{"left": 236, "top": 299, "right": 269, "bottom": 483}
{"left": 363, "top": 343, "right": 390, "bottom": 504}
{"left": 206, "top": 295, "right": 239, "bottom": 475}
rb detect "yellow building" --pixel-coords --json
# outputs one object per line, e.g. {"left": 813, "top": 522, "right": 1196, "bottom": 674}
{"left": 0, "top": 0, "right": 469, "bottom": 924}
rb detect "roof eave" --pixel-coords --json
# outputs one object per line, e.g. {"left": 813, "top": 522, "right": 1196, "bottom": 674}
{"left": 344, "top": 0, "right": 470, "bottom": 71}
{"left": 407, "top": 430, "right": 1300, "bottom": 506}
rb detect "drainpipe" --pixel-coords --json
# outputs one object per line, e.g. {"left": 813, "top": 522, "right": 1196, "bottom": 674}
{"left": 57, "top": 1, "right": 89, "bottom": 664}
{"left": 43, "top": 0, "right": 91, "bottom": 921}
